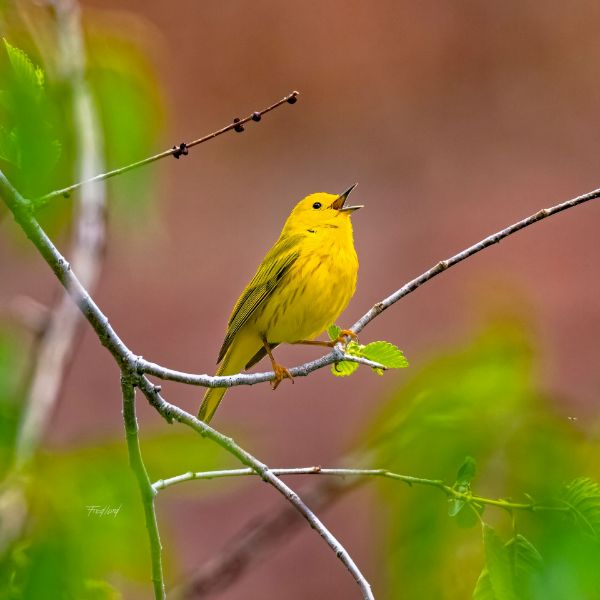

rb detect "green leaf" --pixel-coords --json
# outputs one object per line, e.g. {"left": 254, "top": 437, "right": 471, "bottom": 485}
{"left": 331, "top": 360, "right": 359, "bottom": 377}
{"left": 456, "top": 456, "right": 477, "bottom": 487}
{"left": 361, "top": 341, "right": 409, "bottom": 369}
{"left": 479, "top": 525, "right": 516, "bottom": 600}
{"left": 474, "top": 532, "right": 543, "bottom": 600}
{"left": 561, "top": 477, "right": 600, "bottom": 539}
{"left": 448, "top": 497, "right": 465, "bottom": 518}
{"left": 3, "top": 39, "right": 44, "bottom": 98}
{"left": 454, "top": 502, "right": 483, "bottom": 528}
{"left": 506, "top": 534, "right": 543, "bottom": 590}
{"left": 0, "top": 126, "right": 19, "bottom": 166}
{"left": 449, "top": 457, "right": 476, "bottom": 518}
{"left": 327, "top": 324, "right": 341, "bottom": 341}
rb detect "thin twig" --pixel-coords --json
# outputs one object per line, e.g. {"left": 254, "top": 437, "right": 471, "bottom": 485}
{"left": 35, "top": 90, "right": 299, "bottom": 206}
{"left": 151, "top": 466, "right": 569, "bottom": 514}
{"left": 350, "top": 188, "right": 600, "bottom": 335}
{"left": 121, "top": 378, "right": 165, "bottom": 600}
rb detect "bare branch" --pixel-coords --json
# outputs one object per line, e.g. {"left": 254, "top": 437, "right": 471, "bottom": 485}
{"left": 350, "top": 189, "right": 600, "bottom": 335}
{"left": 35, "top": 90, "right": 300, "bottom": 206}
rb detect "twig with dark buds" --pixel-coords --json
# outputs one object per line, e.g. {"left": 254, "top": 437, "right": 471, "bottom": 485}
{"left": 35, "top": 91, "right": 299, "bottom": 206}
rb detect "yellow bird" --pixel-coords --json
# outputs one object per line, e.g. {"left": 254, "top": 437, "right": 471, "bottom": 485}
{"left": 198, "top": 184, "right": 362, "bottom": 423}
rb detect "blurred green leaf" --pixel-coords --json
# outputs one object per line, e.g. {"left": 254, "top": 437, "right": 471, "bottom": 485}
{"left": 507, "top": 535, "right": 543, "bottom": 591}
{"left": 0, "top": 126, "right": 19, "bottom": 166}
{"left": 0, "top": 37, "right": 70, "bottom": 219}
{"left": 0, "top": 325, "right": 27, "bottom": 477}
{"left": 449, "top": 458, "right": 477, "bottom": 518}
{"left": 561, "top": 477, "right": 600, "bottom": 540}
{"left": 327, "top": 324, "right": 341, "bottom": 341}
{"left": 477, "top": 525, "right": 516, "bottom": 600}
{"left": 473, "top": 530, "right": 542, "bottom": 600}
{"left": 1, "top": 429, "right": 233, "bottom": 596}
{"left": 363, "top": 319, "right": 594, "bottom": 599}
{"left": 86, "top": 26, "right": 164, "bottom": 216}
{"left": 3, "top": 39, "right": 44, "bottom": 97}
{"left": 456, "top": 456, "right": 477, "bottom": 487}
{"left": 454, "top": 502, "right": 484, "bottom": 528}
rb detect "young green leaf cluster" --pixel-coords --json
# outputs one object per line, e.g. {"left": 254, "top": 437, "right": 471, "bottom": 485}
{"left": 327, "top": 324, "right": 409, "bottom": 377}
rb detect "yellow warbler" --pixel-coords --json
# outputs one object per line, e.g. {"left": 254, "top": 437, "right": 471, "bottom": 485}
{"left": 198, "top": 185, "right": 362, "bottom": 422}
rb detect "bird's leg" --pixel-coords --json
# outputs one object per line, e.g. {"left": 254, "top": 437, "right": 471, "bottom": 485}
{"left": 293, "top": 329, "right": 359, "bottom": 348}
{"left": 262, "top": 336, "right": 294, "bottom": 390}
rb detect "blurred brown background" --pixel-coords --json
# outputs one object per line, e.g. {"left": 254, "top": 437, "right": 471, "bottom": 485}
{"left": 3, "top": 1, "right": 600, "bottom": 598}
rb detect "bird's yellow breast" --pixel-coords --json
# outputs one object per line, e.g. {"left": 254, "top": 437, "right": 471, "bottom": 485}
{"left": 251, "top": 226, "right": 358, "bottom": 343}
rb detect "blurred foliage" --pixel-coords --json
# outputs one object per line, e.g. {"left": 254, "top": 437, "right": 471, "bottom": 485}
{"left": 85, "top": 19, "right": 165, "bottom": 217}
{"left": 0, "top": 34, "right": 72, "bottom": 239}
{"left": 0, "top": 429, "right": 235, "bottom": 598}
{"left": 0, "top": 5, "right": 164, "bottom": 240}
{"left": 0, "top": 326, "right": 27, "bottom": 481}
{"left": 363, "top": 319, "right": 600, "bottom": 599}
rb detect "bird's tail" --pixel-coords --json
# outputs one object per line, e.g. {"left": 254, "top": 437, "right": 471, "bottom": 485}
{"left": 198, "top": 335, "right": 257, "bottom": 423}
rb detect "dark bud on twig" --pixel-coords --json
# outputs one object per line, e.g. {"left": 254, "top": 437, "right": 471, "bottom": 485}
{"left": 62, "top": 191, "right": 71, "bottom": 198}
{"left": 287, "top": 93, "right": 298, "bottom": 104}
{"left": 251, "top": 112, "right": 262, "bottom": 122}
{"left": 172, "top": 143, "right": 189, "bottom": 159}
{"left": 233, "top": 118, "right": 244, "bottom": 133}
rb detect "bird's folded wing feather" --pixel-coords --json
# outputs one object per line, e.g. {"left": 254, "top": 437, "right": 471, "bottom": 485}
{"left": 217, "top": 234, "right": 303, "bottom": 363}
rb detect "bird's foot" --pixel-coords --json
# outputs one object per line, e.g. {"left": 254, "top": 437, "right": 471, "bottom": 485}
{"left": 330, "top": 329, "right": 359, "bottom": 347}
{"left": 271, "top": 362, "right": 294, "bottom": 390}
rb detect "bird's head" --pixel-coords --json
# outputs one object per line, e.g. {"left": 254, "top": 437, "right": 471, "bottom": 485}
{"left": 283, "top": 184, "right": 362, "bottom": 235}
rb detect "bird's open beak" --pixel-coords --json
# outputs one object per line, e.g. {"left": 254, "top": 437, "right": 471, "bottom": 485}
{"left": 331, "top": 183, "right": 363, "bottom": 212}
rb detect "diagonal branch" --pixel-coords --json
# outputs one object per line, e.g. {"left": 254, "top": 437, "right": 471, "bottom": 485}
{"left": 36, "top": 90, "right": 299, "bottom": 206}
{"left": 169, "top": 477, "right": 357, "bottom": 600}
{"left": 350, "top": 187, "right": 600, "bottom": 335}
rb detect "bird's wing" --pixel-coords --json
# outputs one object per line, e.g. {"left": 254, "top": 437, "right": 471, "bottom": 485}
{"left": 217, "top": 234, "right": 302, "bottom": 364}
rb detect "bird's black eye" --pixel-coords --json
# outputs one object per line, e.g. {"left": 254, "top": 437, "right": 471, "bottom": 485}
{"left": 312, "top": 202, "right": 322, "bottom": 209}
